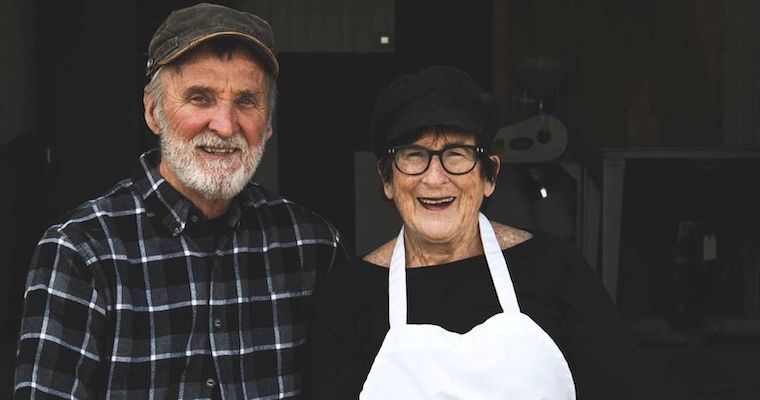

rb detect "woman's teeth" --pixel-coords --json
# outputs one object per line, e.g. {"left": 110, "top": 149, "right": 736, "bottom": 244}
{"left": 418, "top": 197, "right": 455, "bottom": 205}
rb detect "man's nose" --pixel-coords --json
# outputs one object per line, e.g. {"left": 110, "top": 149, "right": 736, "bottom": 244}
{"left": 207, "top": 104, "right": 238, "bottom": 138}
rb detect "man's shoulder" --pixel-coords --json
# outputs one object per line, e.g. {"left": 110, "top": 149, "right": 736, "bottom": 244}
{"left": 45, "top": 178, "right": 141, "bottom": 240}
{"left": 243, "top": 183, "right": 342, "bottom": 243}
{"left": 244, "top": 183, "right": 331, "bottom": 225}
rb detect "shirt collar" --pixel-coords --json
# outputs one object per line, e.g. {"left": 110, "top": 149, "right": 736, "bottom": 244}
{"left": 131, "top": 149, "right": 248, "bottom": 235}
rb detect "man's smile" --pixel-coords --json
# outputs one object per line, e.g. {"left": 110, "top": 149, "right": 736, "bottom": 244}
{"left": 197, "top": 145, "right": 240, "bottom": 155}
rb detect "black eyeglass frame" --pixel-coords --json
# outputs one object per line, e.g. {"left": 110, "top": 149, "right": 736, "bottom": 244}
{"left": 387, "top": 144, "right": 485, "bottom": 176}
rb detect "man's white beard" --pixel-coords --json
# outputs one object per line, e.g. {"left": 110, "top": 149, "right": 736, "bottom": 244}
{"left": 157, "top": 113, "right": 265, "bottom": 200}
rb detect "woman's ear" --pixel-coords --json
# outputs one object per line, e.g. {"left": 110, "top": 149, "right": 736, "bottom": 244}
{"left": 377, "top": 160, "right": 394, "bottom": 200}
{"left": 484, "top": 154, "right": 501, "bottom": 198}
{"left": 382, "top": 182, "right": 394, "bottom": 200}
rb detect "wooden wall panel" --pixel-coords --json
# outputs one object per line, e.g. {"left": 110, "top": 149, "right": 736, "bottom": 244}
{"left": 238, "top": 0, "right": 394, "bottom": 53}
{"left": 723, "top": 0, "right": 760, "bottom": 148}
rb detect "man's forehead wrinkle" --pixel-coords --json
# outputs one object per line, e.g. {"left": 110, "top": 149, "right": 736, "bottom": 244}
{"left": 179, "top": 83, "right": 263, "bottom": 99}
{"left": 238, "top": 88, "right": 265, "bottom": 97}
{"left": 183, "top": 85, "right": 214, "bottom": 95}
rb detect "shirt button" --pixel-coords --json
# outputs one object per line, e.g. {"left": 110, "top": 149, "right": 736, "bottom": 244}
{"left": 213, "top": 319, "right": 222, "bottom": 329}
{"left": 189, "top": 214, "right": 200, "bottom": 223}
{"left": 206, "top": 378, "right": 216, "bottom": 388}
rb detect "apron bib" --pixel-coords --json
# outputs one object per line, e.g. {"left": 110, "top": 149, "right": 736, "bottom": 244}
{"left": 360, "top": 213, "right": 576, "bottom": 399}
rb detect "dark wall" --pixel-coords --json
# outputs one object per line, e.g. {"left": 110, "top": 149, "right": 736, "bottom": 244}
{"left": 1, "top": 2, "right": 145, "bottom": 396}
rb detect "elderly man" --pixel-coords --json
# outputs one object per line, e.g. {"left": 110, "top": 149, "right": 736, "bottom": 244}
{"left": 14, "top": 4, "right": 347, "bottom": 399}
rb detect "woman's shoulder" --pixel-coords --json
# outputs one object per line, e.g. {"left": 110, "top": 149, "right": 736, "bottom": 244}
{"left": 362, "top": 239, "right": 394, "bottom": 267}
{"left": 491, "top": 222, "right": 533, "bottom": 250}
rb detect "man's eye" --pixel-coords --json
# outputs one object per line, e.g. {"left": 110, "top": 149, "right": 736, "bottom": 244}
{"left": 237, "top": 98, "right": 258, "bottom": 107}
{"left": 190, "top": 96, "right": 209, "bottom": 104}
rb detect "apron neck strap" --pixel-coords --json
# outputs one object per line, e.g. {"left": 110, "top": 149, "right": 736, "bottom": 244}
{"left": 478, "top": 212, "right": 520, "bottom": 313}
{"left": 387, "top": 213, "right": 520, "bottom": 328}
{"left": 388, "top": 227, "right": 408, "bottom": 327}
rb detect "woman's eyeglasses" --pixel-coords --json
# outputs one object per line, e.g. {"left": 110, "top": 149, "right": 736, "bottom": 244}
{"left": 388, "top": 144, "right": 484, "bottom": 175}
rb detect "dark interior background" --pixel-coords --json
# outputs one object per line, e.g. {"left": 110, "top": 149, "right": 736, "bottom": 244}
{"left": 2, "top": 0, "right": 759, "bottom": 398}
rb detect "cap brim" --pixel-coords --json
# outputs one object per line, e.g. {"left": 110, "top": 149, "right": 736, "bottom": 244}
{"left": 153, "top": 31, "right": 279, "bottom": 77}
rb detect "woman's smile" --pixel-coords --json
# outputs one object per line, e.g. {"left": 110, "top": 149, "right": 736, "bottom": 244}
{"left": 417, "top": 196, "right": 456, "bottom": 211}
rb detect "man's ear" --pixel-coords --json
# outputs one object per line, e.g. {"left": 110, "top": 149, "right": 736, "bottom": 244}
{"left": 144, "top": 91, "right": 161, "bottom": 135}
{"left": 264, "top": 125, "right": 273, "bottom": 142}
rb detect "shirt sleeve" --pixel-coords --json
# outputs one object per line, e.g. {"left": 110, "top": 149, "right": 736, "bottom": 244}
{"left": 14, "top": 230, "right": 108, "bottom": 399}
{"left": 304, "top": 259, "right": 367, "bottom": 400}
{"left": 556, "top": 243, "right": 653, "bottom": 399}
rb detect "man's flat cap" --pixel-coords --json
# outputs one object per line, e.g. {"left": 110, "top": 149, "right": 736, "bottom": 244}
{"left": 146, "top": 3, "right": 278, "bottom": 77}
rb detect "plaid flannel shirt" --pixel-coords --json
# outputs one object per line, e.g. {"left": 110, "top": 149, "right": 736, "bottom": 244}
{"left": 14, "top": 150, "right": 347, "bottom": 399}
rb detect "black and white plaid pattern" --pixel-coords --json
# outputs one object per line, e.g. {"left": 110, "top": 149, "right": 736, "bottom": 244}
{"left": 14, "top": 150, "right": 346, "bottom": 399}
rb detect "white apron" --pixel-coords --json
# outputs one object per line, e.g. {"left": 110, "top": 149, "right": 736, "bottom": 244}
{"left": 359, "top": 213, "right": 576, "bottom": 399}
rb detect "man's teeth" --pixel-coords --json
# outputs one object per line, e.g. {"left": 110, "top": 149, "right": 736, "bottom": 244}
{"left": 419, "top": 197, "right": 455, "bottom": 205}
{"left": 199, "top": 146, "right": 237, "bottom": 154}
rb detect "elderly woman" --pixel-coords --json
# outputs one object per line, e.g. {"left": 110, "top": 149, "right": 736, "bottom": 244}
{"left": 305, "top": 66, "right": 646, "bottom": 399}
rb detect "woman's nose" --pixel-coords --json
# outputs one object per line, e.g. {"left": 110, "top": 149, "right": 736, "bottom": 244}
{"left": 422, "top": 155, "right": 450, "bottom": 184}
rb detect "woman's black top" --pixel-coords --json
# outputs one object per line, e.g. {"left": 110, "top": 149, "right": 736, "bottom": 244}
{"left": 305, "top": 232, "right": 647, "bottom": 399}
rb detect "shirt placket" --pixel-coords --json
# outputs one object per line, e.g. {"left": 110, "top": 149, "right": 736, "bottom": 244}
{"left": 208, "top": 232, "right": 232, "bottom": 399}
